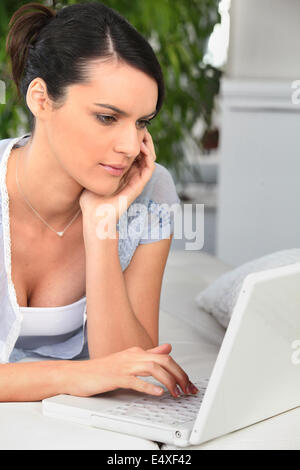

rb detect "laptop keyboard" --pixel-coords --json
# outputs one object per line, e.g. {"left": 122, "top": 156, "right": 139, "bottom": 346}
{"left": 103, "top": 379, "right": 209, "bottom": 426}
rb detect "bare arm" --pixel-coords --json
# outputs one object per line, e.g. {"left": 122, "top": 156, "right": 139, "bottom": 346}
{"left": 0, "top": 344, "right": 197, "bottom": 403}
{"left": 0, "top": 360, "right": 68, "bottom": 402}
{"left": 83, "top": 220, "right": 154, "bottom": 360}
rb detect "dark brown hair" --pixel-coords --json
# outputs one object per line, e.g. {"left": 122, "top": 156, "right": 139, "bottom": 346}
{"left": 6, "top": 2, "right": 165, "bottom": 135}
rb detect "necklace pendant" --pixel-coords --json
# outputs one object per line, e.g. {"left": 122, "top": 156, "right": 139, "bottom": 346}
{"left": 57, "top": 231, "right": 64, "bottom": 237}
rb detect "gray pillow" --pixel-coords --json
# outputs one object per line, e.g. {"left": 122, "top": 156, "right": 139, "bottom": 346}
{"left": 194, "top": 248, "right": 300, "bottom": 328}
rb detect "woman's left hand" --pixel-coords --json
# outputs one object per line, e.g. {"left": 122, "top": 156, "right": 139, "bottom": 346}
{"left": 79, "top": 130, "right": 156, "bottom": 226}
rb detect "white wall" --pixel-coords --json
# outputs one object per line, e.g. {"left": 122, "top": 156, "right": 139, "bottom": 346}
{"left": 216, "top": 79, "right": 300, "bottom": 266}
{"left": 225, "top": 0, "right": 300, "bottom": 80}
{"left": 216, "top": 0, "right": 300, "bottom": 266}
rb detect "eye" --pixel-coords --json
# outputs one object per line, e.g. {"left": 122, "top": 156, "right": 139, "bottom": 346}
{"left": 95, "top": 114, "right": 153, "bottom": 129}
{"left": 137, "top": 120, "right": 152, "bottom": 129}
{"left": 95, "top": 114, "right": 116, "bottom": 125}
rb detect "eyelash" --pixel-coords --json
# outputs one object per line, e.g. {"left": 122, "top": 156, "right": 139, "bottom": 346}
{"left": 95, "top": 114, "right": 153, "bottom": 129}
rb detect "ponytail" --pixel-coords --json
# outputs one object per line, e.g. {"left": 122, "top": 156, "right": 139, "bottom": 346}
{"left": 6, "top": 2, "right": 55, "bottom": 101}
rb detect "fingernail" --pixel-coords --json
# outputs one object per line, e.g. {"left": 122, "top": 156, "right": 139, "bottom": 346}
{"left": 174, "top": 385, "right": 181, "bottom": 397}
{"left": 186, "top": 382, "right": 198, "bottom": 394}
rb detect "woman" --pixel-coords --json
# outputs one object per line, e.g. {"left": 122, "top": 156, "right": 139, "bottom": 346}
{"left": 0, "top": 2, "right": 198, "bottom": 401}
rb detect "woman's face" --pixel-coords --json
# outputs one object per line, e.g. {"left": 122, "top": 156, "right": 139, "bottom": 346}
{"left": 45, "top": 60, "right": 158, "bottom": 196}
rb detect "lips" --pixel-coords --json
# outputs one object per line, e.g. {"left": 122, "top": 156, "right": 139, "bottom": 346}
{"left": 100, "top": 163, "right": 128, "bottom": 169}
{"left": 99, "top": 163, "right": 126, "bottom": 176}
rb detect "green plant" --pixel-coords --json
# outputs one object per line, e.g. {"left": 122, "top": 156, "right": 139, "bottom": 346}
{"left": 0, "top": 0, "right": 222, "bottom": 184}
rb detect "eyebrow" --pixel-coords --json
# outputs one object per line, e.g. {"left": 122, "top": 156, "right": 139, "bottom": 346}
{"left": 93, "top": 103, "right": 157, "bottom": 119}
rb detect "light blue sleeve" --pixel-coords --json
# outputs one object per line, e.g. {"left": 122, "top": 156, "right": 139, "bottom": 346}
{"left": 138, "top": 163, "right": 181, "bottom": 244}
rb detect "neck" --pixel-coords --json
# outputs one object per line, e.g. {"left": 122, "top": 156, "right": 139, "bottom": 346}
{"left": 8, "top": 133, "right": 83, "bottom": 232}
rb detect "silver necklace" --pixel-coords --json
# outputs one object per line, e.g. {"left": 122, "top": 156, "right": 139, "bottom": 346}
{"left": 15, "top": 149, "right": 81, "bottom": 237}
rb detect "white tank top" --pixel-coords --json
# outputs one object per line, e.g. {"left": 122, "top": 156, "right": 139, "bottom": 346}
{"left": 15, "top": 297, "right": 87, "bottom": 351}
{"left": 19, "top": 296, "right": 86, "bottom": 336}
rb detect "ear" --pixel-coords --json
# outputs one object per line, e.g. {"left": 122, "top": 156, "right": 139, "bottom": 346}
{"left": 26, "top": 77, "right": 53, "bottom": 120}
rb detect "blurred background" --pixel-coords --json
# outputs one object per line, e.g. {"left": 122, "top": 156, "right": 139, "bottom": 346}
{"left": 1, "top": 0, "right": 300, "bottom": 265}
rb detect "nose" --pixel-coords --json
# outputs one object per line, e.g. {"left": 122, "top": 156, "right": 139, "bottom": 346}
{"left": 114, "top": 125, "right": 143, "bottom": 159}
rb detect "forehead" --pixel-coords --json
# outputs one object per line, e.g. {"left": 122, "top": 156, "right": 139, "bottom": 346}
{"left": 67, "top": 60, "right": 158, "bottom": 113}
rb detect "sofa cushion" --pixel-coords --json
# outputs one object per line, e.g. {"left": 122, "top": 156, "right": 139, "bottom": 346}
{"left": 195, "top": 248, "right": 300, "bottom": 328}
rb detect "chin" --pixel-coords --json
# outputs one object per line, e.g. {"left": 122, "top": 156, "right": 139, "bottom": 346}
{"left": 97, "top": 183, "right": 121, "bottom": 198}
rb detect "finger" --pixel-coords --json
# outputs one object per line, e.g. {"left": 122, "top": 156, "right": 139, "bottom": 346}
{"left": 143, "top": 131, "right": 156, "bottom": 157}
{"left": 135, "top": 145, "right": 149, "bottom": 173}
{"left": 140, "top": 140, "right": 149, "bottom": 155}
{"left": 146, "top": 352, "right": 190, "bottom": 395}
{"left": 141, "top": 141, "right": 156, "bottom": 162}
{"left": 134, "top": 153, "right": 143, "bottom": 167}
{"left": 140, "top": 143, "right": 155, "bottom": 170}
{"left": 125, "top": 376, "right": 165, "bottom": 396}
{"left": 138, "top": 361, "right": 180, "bottom": 398}
{"left": 146, "top": 343, "right": 172, "bottom": 353}
{"left": 138, "top": 151, "right": 155, "bottom": 179}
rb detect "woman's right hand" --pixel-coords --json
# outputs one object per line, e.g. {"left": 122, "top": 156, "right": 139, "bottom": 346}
{"left": 64, "top": 343, "right": 198, "bottom": 398}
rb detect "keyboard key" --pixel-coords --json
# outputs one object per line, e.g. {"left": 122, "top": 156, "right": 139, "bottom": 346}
{"left": 102, "top": 378, "right": 209, "bottom": 425}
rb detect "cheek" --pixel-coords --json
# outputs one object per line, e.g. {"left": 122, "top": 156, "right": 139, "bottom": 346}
{"left": 51, "top": 105, "right": 100, "bottom": 157}
{"left": 48, "top": 110, "right": 126, "bottom": 192}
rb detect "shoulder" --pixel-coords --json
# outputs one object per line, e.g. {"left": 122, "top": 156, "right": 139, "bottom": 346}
{"left": 0, "top": 136, "right": 23, "bottom": 165}
{"left": 0, "top": 138, "right": 13, "bottom": 158}
{"left": 152, "top": 162, "right": 176, "bottom": 186}
{"left": 0, "top": 134, "right": 31, "bottom": 161}
{"left": 139, "top": 162, "right": 180, "bottom": 206}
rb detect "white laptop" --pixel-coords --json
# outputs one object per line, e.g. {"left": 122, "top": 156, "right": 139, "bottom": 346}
{"left": 42, "top": 263, "right": 300, "bottom": 447}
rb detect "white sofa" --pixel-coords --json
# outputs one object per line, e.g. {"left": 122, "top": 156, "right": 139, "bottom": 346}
{"left": 1, "top": 249, "right": 300, "bottom": 450}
